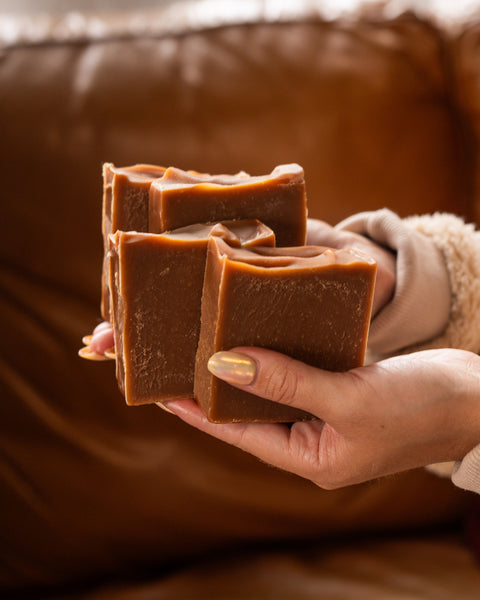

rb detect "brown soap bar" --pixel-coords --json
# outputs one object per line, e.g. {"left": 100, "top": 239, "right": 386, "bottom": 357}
{"left": 101, "top": 163, "right": 167, "bottom": 320}
{"left": 149, "top": 164, "right": 307, "bottom": 247}
{"left": 109, "top": 221, "right": 275, "bottom": 406}
{"left": 195, "top": 237, "right": 377, "bottom": 423}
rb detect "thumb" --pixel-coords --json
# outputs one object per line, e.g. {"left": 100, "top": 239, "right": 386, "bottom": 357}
{"left": 207, "top": 347, "right": 355, "bottom": 421}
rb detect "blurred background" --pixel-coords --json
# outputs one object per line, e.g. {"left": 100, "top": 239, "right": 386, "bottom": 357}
{"left": 0, "top": 0, "right": 477, "bottom": 18}
{"left": 0, "top": 0, "right": 179, "bottom": 12}
{"left": 2, "top": 0, "right": 480, "bottom": 597}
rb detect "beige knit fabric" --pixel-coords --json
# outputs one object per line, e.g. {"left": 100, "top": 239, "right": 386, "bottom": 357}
{"left": 337, "top": 209, "right": 451, "bottom": 356}
{"left": 403, "top": 213, "right": 480, "bottom": 354}
{"left": 338, "top": 209, "right": 480, "bottom": 493}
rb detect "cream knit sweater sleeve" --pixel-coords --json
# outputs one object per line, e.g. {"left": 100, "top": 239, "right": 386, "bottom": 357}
{"left": 337, "top": 209, "right": 480, "bottom": 493}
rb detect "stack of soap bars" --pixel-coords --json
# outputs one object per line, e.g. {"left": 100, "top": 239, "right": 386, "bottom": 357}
{"left": 99, "top": 162, "right": 376, "bottom": 423}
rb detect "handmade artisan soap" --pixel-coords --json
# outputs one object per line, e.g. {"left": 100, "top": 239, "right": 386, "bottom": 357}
{"left": 149, "top": 164, "right": 307, "bottom": 247}
{"left": 109, "top": 221, "right": 275, "bottom": 406}
{"left": 101, "top": 163, "right": 167, "bottom": 320}
{"left": 195, "top": 237, "right": 377, "bottom": 423}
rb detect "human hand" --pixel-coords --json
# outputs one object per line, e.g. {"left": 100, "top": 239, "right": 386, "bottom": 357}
{"left": 164, "top": 347, "right": 480, "bottom": 488}
{"left": 307, "top": 218, "right": 396, "bottom": 317}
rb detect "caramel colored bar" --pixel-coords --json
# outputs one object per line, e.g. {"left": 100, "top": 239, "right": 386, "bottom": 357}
{"left": 195, "top": 238, "right": 377, "bottom": 423}
{"left": 149, "top": 164, "right": 307, "bottom": 247}
{"left": 101, "top": 163, "right": 167, "bottom": 320}
{"left": 109, "top": 221, "right": 275, "bottom": 406}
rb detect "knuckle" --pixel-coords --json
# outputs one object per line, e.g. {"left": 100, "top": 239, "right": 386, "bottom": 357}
{"left": 342, "top": 368, "right": 373, "bottom": 414}
{"left": 262, "top": 358, "right": 301, "bottom": 405}
{"left": 312, "top": 461, "right": 341, "bottom": 491}
{"left": 313, "top": 467, "right": 352, "bottom": 490}
{"left": 314, "top": 479, "right": 341, "bottom": 491}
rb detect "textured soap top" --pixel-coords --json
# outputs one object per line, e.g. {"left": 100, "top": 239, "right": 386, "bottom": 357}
{"left": 106, "top": 163, "right": 168, "bottom": 182}
{"left": 212, "top": 237, "right": 376, "bottom": 269}
{"left": 115, "top": 219, "right": 275, "bottom": 248}
{"left": 154, "top": 163, "right": 303, "bottom": 190}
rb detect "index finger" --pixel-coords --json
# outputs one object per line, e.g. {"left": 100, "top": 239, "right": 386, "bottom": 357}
{"left": 163, "top": 397, "right": 292, "bottom": 462}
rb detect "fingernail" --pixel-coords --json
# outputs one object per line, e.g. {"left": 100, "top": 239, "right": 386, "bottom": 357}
{"left": 78, "top": 346, "right": 109, "bottom": 361}
{"left": 156, "top": 402, "right": 175, "bottom": 415}
{"left": 207, "top": 351, "right": 256, "bottom": 385}
{"left": 104, "top": 347, "right": 116, "bottom": 360}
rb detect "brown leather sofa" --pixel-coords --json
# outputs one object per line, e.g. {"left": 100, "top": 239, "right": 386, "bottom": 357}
{"left": 2, "top": 1, "right": 480, "bottom": 597}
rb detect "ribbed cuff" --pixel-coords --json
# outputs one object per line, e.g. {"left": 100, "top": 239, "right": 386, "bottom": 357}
{"left": 452, "top": 445, "right": 480, "bottom": 494}
{"left": 337, "top": 209, "right": 451, "bottom": 356}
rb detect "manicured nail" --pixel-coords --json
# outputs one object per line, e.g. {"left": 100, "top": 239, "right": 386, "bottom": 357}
{"left": 78, "top": 346, "right": 109, "bottom": 361}
{"left": 156, "top": 402, "right": 175, "bottom": 415}
{"left": 207, "top": 351, "right": 256, "bottom": 385}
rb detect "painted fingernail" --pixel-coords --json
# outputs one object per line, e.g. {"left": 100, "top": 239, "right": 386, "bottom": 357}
{"left": 78, "top": 346, "right": 110, "bottom": 361}
{"left": 207, "top": 351, "right": 256, "bottom": 385}
{"left": 156, "top": 402, "right": 175, "bottom": 414}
